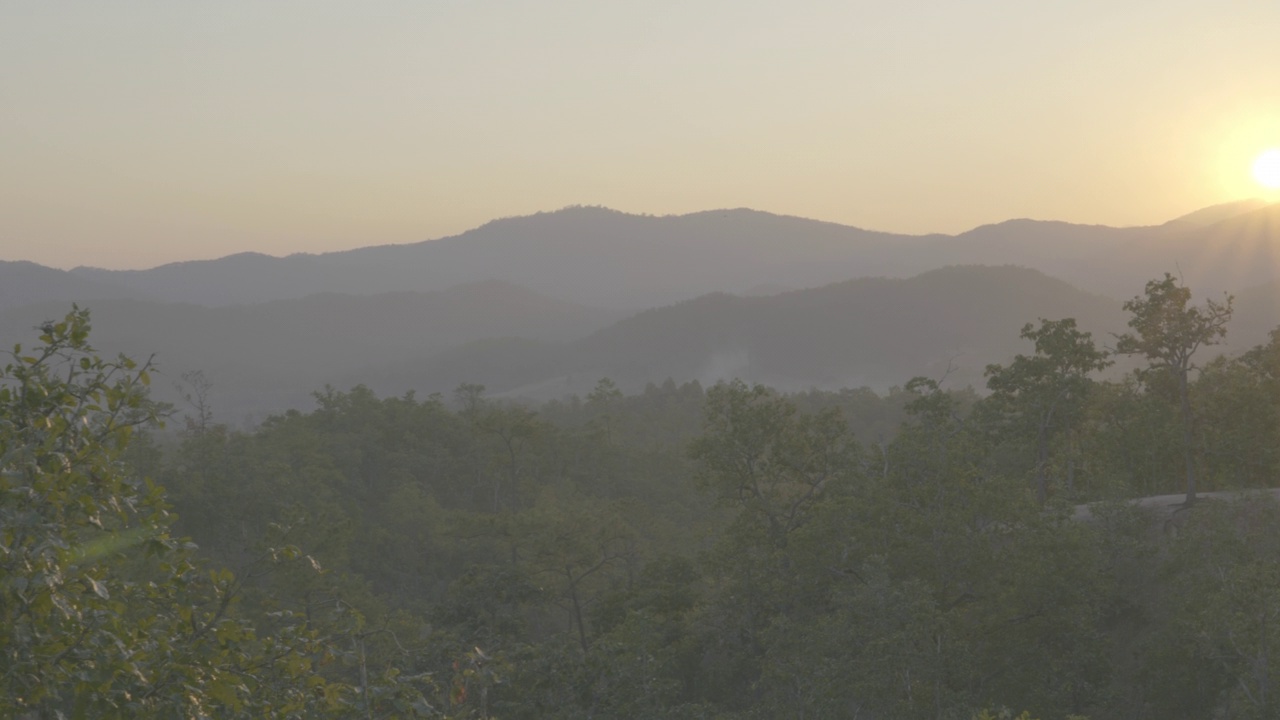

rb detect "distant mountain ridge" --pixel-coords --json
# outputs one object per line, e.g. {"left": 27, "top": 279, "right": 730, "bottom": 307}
{"left": 0, "top": 281, "right": 616, "bottom": 419}
{"left": 4, "top": 264, "right": 1275, "bottom": 420}
{"left": 394, "top": 266, "right": 1280, "bottom": 402}
{"left": 0, "top": 260, "right": 151, "bottom": 310}
{"left": 44, "top": 200, "right": 1278, "bottom": 311}
{"left": 4, "top": 202, "right": 1278, "bottom": 421}
{"left": 357, "top": 265, "right": 1132, "bottom": 401}
{"left": 1163, "top": 199, "right": 1272, "bottom": 227}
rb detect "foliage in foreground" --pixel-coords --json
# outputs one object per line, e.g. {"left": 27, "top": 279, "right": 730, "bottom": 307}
{"left": 0, "top": 310, "right": 459, "bottom": 718}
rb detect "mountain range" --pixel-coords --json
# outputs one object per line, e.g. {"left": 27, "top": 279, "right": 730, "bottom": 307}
{"left": 2, "top": 199, "right": 1275, "bottom": 312}
{"left": 2, "top": 201, "right": 1277, "bottom": 420}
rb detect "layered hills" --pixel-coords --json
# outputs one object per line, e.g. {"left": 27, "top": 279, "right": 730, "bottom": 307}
{"left": 0, "top": 281, "right": 616, "bottom": 419}
{"left": 359, "top": 265, "right": 1128, "bottom": 401}
{"left": 2, "top": 202, "right": 1278, "bottom": 420}
{"left": 4, "top": 266, "right": 1277, "bottom": 421}
{"left": 41, "top": 200, "right": 1280, "bottom": 311}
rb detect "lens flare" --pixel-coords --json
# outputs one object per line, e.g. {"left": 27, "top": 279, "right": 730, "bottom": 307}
{"left": 1253, "top": 148, "right": 1280, "bottom": 189}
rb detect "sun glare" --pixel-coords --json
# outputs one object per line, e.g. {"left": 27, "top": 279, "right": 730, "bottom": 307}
{"left": 1253, "top": 148, "right": 1280, "bottom": 190}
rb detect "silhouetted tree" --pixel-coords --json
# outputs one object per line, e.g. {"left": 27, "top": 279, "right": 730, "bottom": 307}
{"left": 1115, "top": 273, "right": 1232, "bottom": 503}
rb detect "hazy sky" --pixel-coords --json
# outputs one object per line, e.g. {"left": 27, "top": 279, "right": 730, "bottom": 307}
{"left": 3, "top": 1, "right": 1279, "bottom": 269}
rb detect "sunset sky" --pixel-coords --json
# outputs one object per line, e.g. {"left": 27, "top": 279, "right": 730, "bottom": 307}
{"left": 3, "top": 1, "right": 1279, "bottom": 269}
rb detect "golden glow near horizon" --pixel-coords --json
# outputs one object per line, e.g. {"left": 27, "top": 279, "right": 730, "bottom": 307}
{"left": 2, "top": 1, "right": 1279, "bottom": 269}
{"left": 1254, "top": 149, "right": 1280, "bottom": 190}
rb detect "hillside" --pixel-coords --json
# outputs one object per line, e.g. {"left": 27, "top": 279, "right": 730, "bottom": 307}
{"left": 0, "top": 260, "right": 146, "bottom": 311}
{"left": 0, "top": 281, "right": 615, "bottom": 421}
{"left": 9, "top": 264, "right": 1264, "bottom": 420}
{"left": 355, "top": 266, "right": 1134, "bottom": 401}
{"left": 6, "top": 202, "right": 1276, "bottom": 419}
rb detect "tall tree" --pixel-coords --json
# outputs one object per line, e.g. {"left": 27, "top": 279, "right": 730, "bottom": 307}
{"left": 984, "top": 318, "right": 1111, "bottom": 503}
{"left": 0, "top": 310, "right": 361, "bottom": 718}
{"left": 690, "top": 380, "right": 858, "bottom": 548}
{"left": 1115, "top": 273, "right": 1233, "bottom": 503}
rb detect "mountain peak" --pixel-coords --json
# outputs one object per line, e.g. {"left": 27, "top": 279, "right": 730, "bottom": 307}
{"left": 1164, "top": 199, "right": 1271, "bottom": 228}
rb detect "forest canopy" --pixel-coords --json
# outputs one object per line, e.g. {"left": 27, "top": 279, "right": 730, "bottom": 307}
{"left": 4, "top": 273, "right": 1280, "bottom": 719}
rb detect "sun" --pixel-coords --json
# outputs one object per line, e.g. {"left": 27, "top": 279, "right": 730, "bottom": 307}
{"left": 1253, "top": 148, "right": 1280, "bottom": 189}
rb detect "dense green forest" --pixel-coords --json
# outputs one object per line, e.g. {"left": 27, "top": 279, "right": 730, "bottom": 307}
{"left": 5, "top": 273, "right": 1280, "bottom": 718}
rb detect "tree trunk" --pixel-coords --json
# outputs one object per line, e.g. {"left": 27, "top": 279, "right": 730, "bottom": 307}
{"left": 568, "top": 568, "right": 589, "bottom": 654}
{"left": 1035, "top": 424, "right": 1049, "bottom": 504}
{"left": 1180, "top": 369, "right": 1196, "bottom": 504}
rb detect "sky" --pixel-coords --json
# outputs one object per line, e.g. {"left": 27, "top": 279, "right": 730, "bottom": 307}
{"left": 2, "top": 1, "right": 1279, "bottom": 270}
